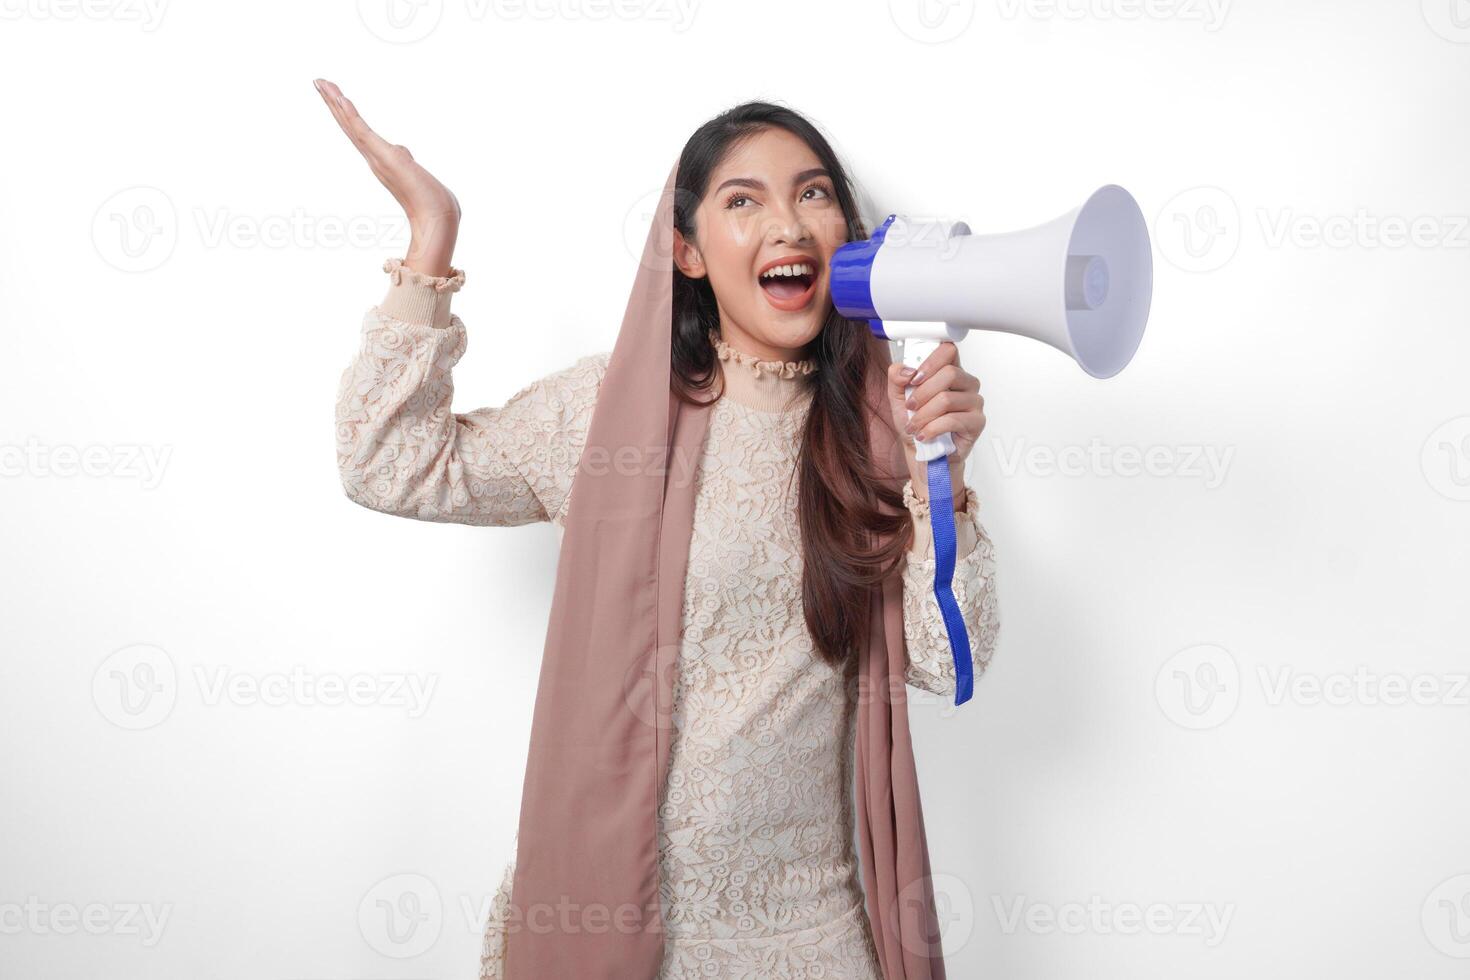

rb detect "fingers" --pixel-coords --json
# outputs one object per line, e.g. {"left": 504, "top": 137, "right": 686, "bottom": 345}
{"left": 909, "top": 406, "right": 984, "bottom": 446}
{"left": 887, "top": 359, "right": 917, "bottom": 398}
{"left": 905, "top": 362, "right": 978, "bottom": 418}
{"left": 905, "top": 388, "right": 983, "bottom": 438}
{"left": 313, "top": 78, "right": 400, "bottom": 170}
{"left": 887, "top": 341, "right": 955, "bottom": 397}
{"left": 909, "top": 340, "right": 958, "bottom": 387}
{"left": 900, "top": 349, "right": 984, "bottom": 440}
{"left": 314, "top": 78, "right": 354, "bottom": 139}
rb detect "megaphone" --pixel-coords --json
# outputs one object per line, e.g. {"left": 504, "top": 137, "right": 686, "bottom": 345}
{"left": 830, "top": 184, "right": 1153, "bottom": 462}
{"left": 829, "top": 185, "right": 1153, "bottom": 707}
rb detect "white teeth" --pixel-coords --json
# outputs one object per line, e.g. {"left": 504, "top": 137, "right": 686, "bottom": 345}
{"left": 760, "top": 262, "right": 813, "bottom": 279}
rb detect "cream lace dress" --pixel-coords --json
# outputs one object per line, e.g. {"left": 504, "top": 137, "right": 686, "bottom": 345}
{"left": 335, "top": 259, "right": 1001, "bottom": 979}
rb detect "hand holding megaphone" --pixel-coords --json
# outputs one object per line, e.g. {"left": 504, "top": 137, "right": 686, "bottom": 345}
{"left": 830, "top": 185, "right": 1155, "bottom": 705}
{"left": 883, "top": 343, "right": 982, "bottom": 511}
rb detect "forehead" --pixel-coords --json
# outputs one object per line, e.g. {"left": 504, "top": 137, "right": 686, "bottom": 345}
{"left": 708, "top": 127, "right": 823, "bottom": 185}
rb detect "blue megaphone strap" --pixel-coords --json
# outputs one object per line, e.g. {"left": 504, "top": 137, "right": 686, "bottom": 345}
{"left": 923, "top": 455, "right": 974, "bottom": 706}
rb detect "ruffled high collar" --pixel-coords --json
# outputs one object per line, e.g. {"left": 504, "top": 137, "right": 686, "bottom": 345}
{"left": 707, "top": 328, "right": 816, "bottom": 414}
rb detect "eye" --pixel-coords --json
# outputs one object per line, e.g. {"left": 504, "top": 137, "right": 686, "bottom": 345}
{"left": 724, "top": 192, "right": 753, "bottom": 210}
{"left": 802, "top": 182, "right": 833, "bottom": 202}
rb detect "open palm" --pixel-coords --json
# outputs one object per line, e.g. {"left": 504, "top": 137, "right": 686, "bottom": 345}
{"left": 313, "top": 78, "right": 460, "bottom": 276}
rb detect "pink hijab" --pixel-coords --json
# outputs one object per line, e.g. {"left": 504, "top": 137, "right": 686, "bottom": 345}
{"left": 501, "top": 156, "right": 948, "bottom": 979}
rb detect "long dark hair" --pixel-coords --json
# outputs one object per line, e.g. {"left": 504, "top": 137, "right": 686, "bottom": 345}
{"left": 670, "top": 100, "right": 913, "bottom": 670}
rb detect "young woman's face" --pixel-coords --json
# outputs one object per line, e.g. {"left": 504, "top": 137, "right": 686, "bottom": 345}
{"left": 675, "top": 126, "right": 849, "bottom": 362}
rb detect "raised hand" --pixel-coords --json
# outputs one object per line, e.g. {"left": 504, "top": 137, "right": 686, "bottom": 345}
{"left": 313, "top": 78, "right": 461, "bottom": 277}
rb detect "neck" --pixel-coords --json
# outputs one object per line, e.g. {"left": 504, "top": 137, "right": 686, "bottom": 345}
{"left": 708, "top": 327, "right": 817, "bottom": 414}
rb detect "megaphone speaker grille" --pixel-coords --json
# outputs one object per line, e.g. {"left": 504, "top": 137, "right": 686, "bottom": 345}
{"left": 1065, "top": 185, "right": 1153, "bottom": 379}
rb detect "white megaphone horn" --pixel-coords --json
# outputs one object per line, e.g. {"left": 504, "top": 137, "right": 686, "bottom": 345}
{"left": 829, "top": 184, "right": 1154, "bottom": 462}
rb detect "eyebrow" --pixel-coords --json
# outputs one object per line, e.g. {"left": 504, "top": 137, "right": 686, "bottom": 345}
{"left": 714, "top": 168, "right": 831, "bottom": 195}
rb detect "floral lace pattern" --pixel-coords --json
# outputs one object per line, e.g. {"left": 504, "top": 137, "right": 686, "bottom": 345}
{"left": 335, "top": 310, "right": 605, "bottom": 528}
{"left": 707, "top": 326, "right": 818, "bottom": 378}
{"left": 334, "top": 261, "right": 1000, "bottom": 978}
{"left": 900, "top": 481, "right": 1001, "bottom": 695}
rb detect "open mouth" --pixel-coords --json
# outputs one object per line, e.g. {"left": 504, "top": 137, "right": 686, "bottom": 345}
{"left": 757, "top": 260, "right": 818, "bottom": 310}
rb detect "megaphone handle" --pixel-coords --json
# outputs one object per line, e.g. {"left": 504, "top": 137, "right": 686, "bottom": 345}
{"left": 896, "top": 336, "right": 974, "bottom": 706}
{"left": 903, "top": 338, "right": 956, "bottom": 463}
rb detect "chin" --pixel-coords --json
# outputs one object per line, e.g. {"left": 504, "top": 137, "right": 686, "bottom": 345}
{"left": 752, "top": 318, "right": 823, "bottom": 351}
{"left": 760, "top": 300, "right": 831, "bottom": 344}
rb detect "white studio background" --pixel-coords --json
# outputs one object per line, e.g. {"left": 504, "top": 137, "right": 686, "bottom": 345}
{"left": 2, "top": 2, "right": 1467, "bottom": 977}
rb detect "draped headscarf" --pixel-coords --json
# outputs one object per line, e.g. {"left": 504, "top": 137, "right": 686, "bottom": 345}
{"left": 501, "top": 156, "right": 948, "bottom": 979}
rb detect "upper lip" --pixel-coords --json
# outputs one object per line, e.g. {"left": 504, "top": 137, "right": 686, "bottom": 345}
{"left": 757, "top": 254, "right": 819, "bottom": 278}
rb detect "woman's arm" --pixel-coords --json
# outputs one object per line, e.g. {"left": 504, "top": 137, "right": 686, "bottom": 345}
{"left": 899, "top": 479, "right": 1001, "bottom": 697}
{"left": 335, "top": 258, "right": 609, "bottom": 526}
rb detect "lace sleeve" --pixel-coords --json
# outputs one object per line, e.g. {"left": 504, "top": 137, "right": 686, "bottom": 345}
{"left": 899, "top": 478, "right": 1001, "bottom": 697}
{"left": 335, "top": 258, "right": 610, "bottom": 527}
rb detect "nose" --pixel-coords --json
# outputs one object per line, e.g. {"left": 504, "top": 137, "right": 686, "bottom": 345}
{"left": 764, "top": 201, "right": 814, "bottom": 248}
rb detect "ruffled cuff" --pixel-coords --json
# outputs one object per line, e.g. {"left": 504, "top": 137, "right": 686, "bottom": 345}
{"left": 379, "top": 256, "right": 466, "bottom": 329}
{"left": 903, "top": 477, "right": 980, "bottom": 561}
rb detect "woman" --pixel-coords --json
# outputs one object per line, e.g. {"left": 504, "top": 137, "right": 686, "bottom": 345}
{"left": 318, "top": 80, "right": 1001, "bottom": 979}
